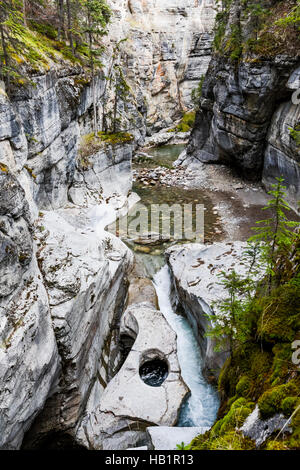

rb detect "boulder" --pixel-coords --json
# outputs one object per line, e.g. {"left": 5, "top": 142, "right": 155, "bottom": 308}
{"left": 147, "top": 426, "right": 209, "bottom": 450}
{"left": 75, "top": 301, "right": 189, "bottom": 450}
{"left": 240, "top": 405, "right": 291, "bottom": 448}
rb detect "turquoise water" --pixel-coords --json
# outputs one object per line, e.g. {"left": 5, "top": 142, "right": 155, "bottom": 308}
{"left": 154, "top": 265, "right": 219, "bottom": 428}
{"left": 109, "top": 144, "right": 220, "bottom": 426}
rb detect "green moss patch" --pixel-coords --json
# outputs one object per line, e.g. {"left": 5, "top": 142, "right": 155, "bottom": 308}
{"left": 168, "top": 111, "right": 196, "bottom": 133}
{"left": 78, "top": 131, "right": 134, "bottom": 167}
{"left": 258, "top": 381, "right": 299, "bottom": 419}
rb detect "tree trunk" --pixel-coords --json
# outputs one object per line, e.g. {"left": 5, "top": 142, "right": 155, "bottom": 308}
{"left": 101, "top": 55, "right": 115, "bottom": 132}
{"left": 113, "top": 91, "right": 118, "bottom": 134}
{"left": 23, "top": 0, "right": 27, "bottom": 26}
{"left": 57, "top": 0, "right": 64, "bottom": 40}
{"left": 66, "top": 0, "right": 74, "bottom": 54}
{"left": 92, "top": 66, "right": 98, "bottom": 134}
{"left": 88, "top": 22, "right": 97, "bottom": 134}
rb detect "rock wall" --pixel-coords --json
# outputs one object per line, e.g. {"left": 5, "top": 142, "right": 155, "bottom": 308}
{"left": 184, "top": 0, "right": 300, "bottom": 210}
{"left": 106, "top": 0, "right": 216, "bottom": 132}
{"left": 262, "top": 67, "right": 300, "bottom": 210}
{"left": 0, "top": 63, "right": 137, "bottom": 448}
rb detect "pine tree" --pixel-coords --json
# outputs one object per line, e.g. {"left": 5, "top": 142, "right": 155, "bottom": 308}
{"left": 57, "top": 0, "right": 65, "bottom": 40}
{"left": 208, "top": 270, "right": 249, "bottom": 355}
{"left": 112, "top": 63, "right": 130, "bottom": 133}
{"left": 245, "top": 1, "right": 269, "bottom": 41}
{"left": 250, "top": 177, "right": 300, "bottom": 293}
{"left": 80, "top": 0, "right": 111, "bottom": 133}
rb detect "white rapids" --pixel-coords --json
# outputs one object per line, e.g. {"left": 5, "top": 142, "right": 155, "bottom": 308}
{"left": 153, "top": 265, "right": 219, "bottom": 427}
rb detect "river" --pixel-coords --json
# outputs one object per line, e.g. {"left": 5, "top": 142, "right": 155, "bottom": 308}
{"left": 108, "top": 144, "right": 220, "bottom": 428}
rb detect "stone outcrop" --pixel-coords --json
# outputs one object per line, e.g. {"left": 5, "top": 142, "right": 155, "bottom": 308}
{"left": 240, "top": 405, "right": 290, "bottom": 448}
{"left": 69, "top": 141, "right": 134, "bottom": 206}
{"left": 262, "top": 66, "right": 300, "bottom": 211}
{"left": 107, "top": 0, "right": 216, "bottom": 132}
{"left": 186, "top": 57, "right": 299, "bottom": 181}
{"left": 75, "top": 269, "right": 188, "bottom": 450}
{"left": 0, "top": 69, "right": 138, "bottom": 212}
{"left": 166, "top": 242, "right": 250, "bottom": 382}
{"left": 184, "top": 0, "right": 300, "bottom": 210}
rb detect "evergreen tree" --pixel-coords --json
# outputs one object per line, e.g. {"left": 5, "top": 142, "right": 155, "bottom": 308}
{"left": 111, "top": 63, "right": 130, "bottom": 133}
{"left": 245, "top": 2, "right": 269, "bottom": 40}
{"left": 57, "top": 0, "right": 65, "bottom": 40}
{"left": 80, "top": 0, "right": 111, "bottom": 132}
{"left": 250, "top": 177, "right": 300, "bottom": 293}
{"left": 208, "top": 270, "right": 250, "bottom": 355}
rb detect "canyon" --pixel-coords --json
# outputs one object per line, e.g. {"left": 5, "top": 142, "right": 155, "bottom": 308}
{"left": 0, "top": 0, "right": 299, "bottom": 451}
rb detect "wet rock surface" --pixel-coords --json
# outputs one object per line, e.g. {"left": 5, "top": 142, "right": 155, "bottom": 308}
{"left": 75, "top": 300, "right": 189, "bottom": 450}
{"left": 240, "top": 405, "right": 291, "bottom": 448}
{"left": 166, "top": 242, "right": 251, "bottom": 381}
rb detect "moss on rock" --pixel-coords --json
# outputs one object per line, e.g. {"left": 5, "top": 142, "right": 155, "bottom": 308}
{"left": 258, "top": 381, "right": 299, "bottom": 419}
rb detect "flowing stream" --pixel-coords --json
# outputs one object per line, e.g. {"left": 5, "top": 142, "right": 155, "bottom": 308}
{"left": 108, "top": 144, "right": 220, "bottom": 427}
{"left": 154, "top": 265, "right": 219, "bottom": 427}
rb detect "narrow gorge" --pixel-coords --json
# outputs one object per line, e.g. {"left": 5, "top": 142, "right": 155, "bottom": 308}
{"left": 0, "top": 0, "right": 299, "bottom": 453}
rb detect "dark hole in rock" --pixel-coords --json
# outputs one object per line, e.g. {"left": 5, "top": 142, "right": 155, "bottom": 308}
{"left": 139, "top": 359, "right": 168, "bottom": 387}
{"left": 120, "top": 334, "right": 136, "bottom": 362}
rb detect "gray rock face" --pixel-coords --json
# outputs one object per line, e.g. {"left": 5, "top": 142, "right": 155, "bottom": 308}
{"left": 0, "top": 168, "right": 32, "bottom": 298}
{"left": 262, "top": 93, "right": 300, "bottom": 212}
{"left": 0, "top": 256, "right": 60, "bottom": 449}
{"left": 187, "top": 57, "right": 299, "bottom": 181}
{"left": 166, "top": 242, "right": 250, "bottom": 382}
{"left": 240, "top": 405, "right": 290, "bottom": 448}
{"left": 69, "top": 141, "right": 134, "bottom": 206}
{"left": 107, "top": 0, "right": 216, "bottom": 132}
{"left": 147, "top": 426, "right": 209, "bottom": 450}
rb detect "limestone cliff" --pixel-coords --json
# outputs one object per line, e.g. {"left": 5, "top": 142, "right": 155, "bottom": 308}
{"left": 0, "top": 0, "right": 216, "bottom": 449}
{"left": 184, "top": 0, "right": 300, "bottom": 210}
{"left": 106, "top": 0, "right": 216, "bottom": 132}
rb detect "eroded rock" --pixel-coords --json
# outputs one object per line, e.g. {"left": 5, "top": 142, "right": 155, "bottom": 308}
{"left": 76, "top": 300, "right": 189, "bottom": 450}
{"left": 166, "top": 242, "right": 250, "bottom": 382}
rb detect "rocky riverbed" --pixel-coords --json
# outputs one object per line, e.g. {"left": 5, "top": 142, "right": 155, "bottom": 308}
{"left": 132, "top": 145, "right": 276, "bottom": 243}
